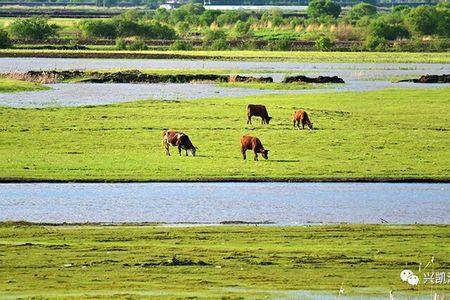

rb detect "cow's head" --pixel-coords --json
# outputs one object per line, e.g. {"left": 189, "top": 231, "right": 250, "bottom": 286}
{"left": 308, "top": 122, "right": 313, "bottom": 130}
{"left": 261, "top": 149, "right": 269, "bottom": 160}
{"left": 266, "top": 116, "right": 272, "bottom": 124}
{"left": 189, "top": 147, "right": 197, "bottom": 157}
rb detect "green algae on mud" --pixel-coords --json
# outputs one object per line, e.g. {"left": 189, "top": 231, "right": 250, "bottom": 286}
{"left": 0, "top": 224, "right": 449, "bottom": 299}
{"left": 219, "top": 82, "right": 330, "bottom": 90}
{"left": 1, "top": 49, "right": 450, "bottom": 63}
{"left": 0, "top": 77, "right": 50, "bottom": 93}
{"left": 0, "top": 88, "right": 449, "bottom": 182}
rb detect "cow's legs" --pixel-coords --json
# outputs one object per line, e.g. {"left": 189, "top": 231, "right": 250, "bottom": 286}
{"left": 164, "top": 142, "right": 170, "bottom": 156}
{"left": 261, "top": 118, "right": 264, "bottom": 124}
{"left": 185, "top": 150, "right": 188, "bottom": 156}
{"left": 241, "top": 148, "right": 247, "bottom": 160}
{"left": 293, "top": 120, "right": 296, "bottom": 128}
{"left": 178, "top": 145, "right": 182, "bottom": 156}
{"left": 253, "top": 150, "right": 259, "bottom": 161}
{"left": 247, "top": 115, "right": 252, "bottom": 125}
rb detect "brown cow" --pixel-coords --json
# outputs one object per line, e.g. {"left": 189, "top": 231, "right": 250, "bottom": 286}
{"left": 293, "top": 109, "right": 313, "bottom": 130}
{"left": 162, "top": 130, "right": 197, "bottom": 156}
{"left": 247, "top": 104, "right": 272, "bottom": 125}
{"left": 240, "top": 135, "right": 269, "bottom": 161}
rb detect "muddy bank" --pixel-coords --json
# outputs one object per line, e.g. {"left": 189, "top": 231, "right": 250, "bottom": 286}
{"left": 397, "top": 74, "right": 450, "bottom": 83}
{"left": 7, "top": 70, "right": 274, "bottom": 84}
{"left": 0, "top": 51, "right": 240, "bottom": 60}
{"left": 1, "top": 177, "right": 448, "bottom": 183}
{"left": 283, "top": 75, "right": 345, "bottom": 84}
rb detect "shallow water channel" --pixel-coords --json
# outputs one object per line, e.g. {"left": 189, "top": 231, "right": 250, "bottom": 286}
{"left": 1, "top": 182, "right": 448, "bottom": 224}
{"left": 0, "top": 58, "right": 449, "bottom": 107}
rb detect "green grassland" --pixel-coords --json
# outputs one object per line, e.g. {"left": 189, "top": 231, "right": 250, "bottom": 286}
{"left": 0, "top": 87, "right": 449, "bottom": 181}
{"left": 1, "top": 49, "right": 450, "bottom": 63}
{"left": 1, "top": 224, "right": 449, "bottom": 299}
{"left": 0, "top": 77, "right": 50, "bottom": 93}
{"left": 219, "top": 82, "right": 329, "bottom": 90}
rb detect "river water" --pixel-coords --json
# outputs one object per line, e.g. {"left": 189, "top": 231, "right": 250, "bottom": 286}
{"left": 2, "top": 58, "right": 448, "bottom": 80}
{"left": 1, "top": 182, "right": 448, "bottom": 224}
{"left": 0, "top": 58, "right": 449, "bottom": 107}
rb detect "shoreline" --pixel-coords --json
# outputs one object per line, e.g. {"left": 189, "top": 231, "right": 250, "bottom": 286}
{"left": 1, "top": 221, "right": 449, "bottom": 227}
{"left": 0, "top": 177, "right": 449, "bottom": 183}
{"left": 1, "top": 50, "right": 450, "bottom": 63}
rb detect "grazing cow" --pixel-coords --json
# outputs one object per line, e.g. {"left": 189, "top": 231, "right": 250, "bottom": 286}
{"left": 247, "top": 104, "right": 272, "bottom": 125}
{"left": 240, "top": 135, "right": 269, "bottom": 161}
{"left": 293, "top": 109, "right": 313, "bottom": 130}
{"left": 162, "top": 130, "right": 197, "bottom": 156}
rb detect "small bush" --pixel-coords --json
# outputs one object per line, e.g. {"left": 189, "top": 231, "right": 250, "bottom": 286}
{"left": 115, "top": 38, "right": 127, "bottom": 50}
{"left": 364, "top": 35, "right": 388, "bottom": 51}
{"left": 169, "top": 40, "right": 193, "bottom": 51}
{"left": 266, "top": 39, "right": 292, "bottom": 51}
{"left": 9, "top": 17, "right": 59, "bottom": 40}
{"left": 369, "top": 20, "right": 410, "bottom": 40}
{"left": 203, "top": 29, "right": 227, "bottom": 44}
{"left": 128, "top": 38, "right": 148, "bottom": 50}
{"left": 240, "top": 40, "right": 259, "bottom": 50}
{"left": 209, "top": 38, "right": 229, "bottom": 50}
{"left": 315, "top": 35, "right": 333, "bottom": 51}
{"left": 0, "top": 28, "right": 12, "bottom": 48}
{"left": 81, "top": 20, "right": 117, "bottom": 39}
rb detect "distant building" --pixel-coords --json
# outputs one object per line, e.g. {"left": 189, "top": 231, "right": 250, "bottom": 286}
{"left": 159, "top": 0, "right": 189, "bottom": 9}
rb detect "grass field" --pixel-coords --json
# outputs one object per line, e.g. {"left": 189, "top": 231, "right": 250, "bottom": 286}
{"left": 1, "top": 49, "right": 450, "bottom": 63}
{"left": 0, "top": 77, "right": 49, "bottom": 93}
{"left": 0, "top": 87, "right": 449, "bottom": 181}
{"left": 1, "top": 224, "right": 449, "bottom": 299}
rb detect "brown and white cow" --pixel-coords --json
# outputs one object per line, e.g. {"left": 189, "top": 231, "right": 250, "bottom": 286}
{"left": 293, "top": 109, "right": 313, "bottom": 130}
{"left": 240, "top": 135, "right": 269, "bottom": 161}
{"left": 162, "top": 130, "right": 197, "bottom": 156}
{"left": 247, "top": 104, "right": 272, "bottom": 125}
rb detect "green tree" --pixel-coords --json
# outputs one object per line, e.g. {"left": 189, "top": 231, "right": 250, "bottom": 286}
{"left": 154, "top": 7, "right": 170, "bottom": 23}
{"left": 80, "top": 20, "right": 117, "bottom": 39}
{"left": 307, "top": 0, "right": 341, "bottom": 19}
{"left": 369, "top": 19, "right": 410, "bottom": 40}
{"left": 113, "top": 18, "right": 140, "bottom": 37}
{"left": 392, "top": 5, "right": 411, "bottom": 15}
{"left": 170, "top": 3, "right": 204, "bottom": 24}
{"left": 216, "top": 10, "right": 248, "bottom": 26}
{"left": 0, "top": 28, "right": 12, "bottom": 48}
{"left": 203, "top": 29, "right": 227, "bottom": 44}
{"left": 407, "top": 5, "right": 438, "bottom": 35}
{"left": 436, "top": 4, "right": 450, "bottom": 37}
{"left": 234, "top": 20, "right": 252, "bottom": 38}
{"left": 345, "top": 2, "right": 377, "bottom": 24}
{"left": 261, "top": 9, "right": 284, "bottom": 26}
{"left": 9, "top": 17, "right": 59, "bottom": 40}
{"left": 140, "top": 21, "right": 177, "bottom": 39}
{"left": 199, "top": 10, "right": 221, "bottom": 26}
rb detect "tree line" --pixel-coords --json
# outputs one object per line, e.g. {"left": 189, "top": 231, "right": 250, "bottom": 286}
{"left": 0, "top": 1, "right": 448, "bottom": 51}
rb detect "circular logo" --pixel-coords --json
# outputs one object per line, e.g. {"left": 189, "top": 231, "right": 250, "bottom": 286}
{"left": 400, "top": 269, "right": 414, "bottom": 282}
{"left": 400, "top": 269, "right": 420, "bottom": 285}
{"left": 407, "top": 275, "right": 419, "bottom": 286}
